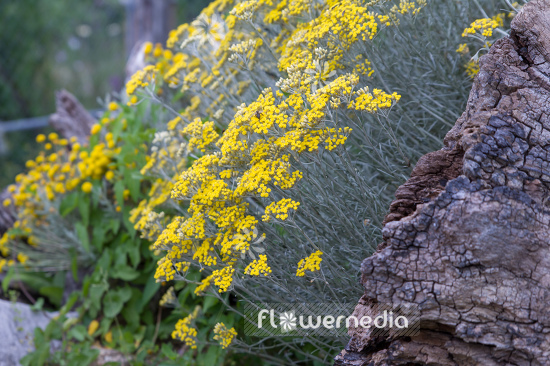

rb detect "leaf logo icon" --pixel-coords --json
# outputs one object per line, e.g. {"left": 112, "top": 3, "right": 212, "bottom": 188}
{"left": 279, "top": 311, "right": 297, "bottom": 332}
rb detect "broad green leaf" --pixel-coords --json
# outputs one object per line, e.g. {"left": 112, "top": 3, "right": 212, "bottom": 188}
{"left": 1, "top": 267, "right": 14, "bottom": 292}
{"left": 75, "top": 222, "right": 90, "bottom": 253}
{"left": 92, "top": 225, "right": 107, "bottom": 251}
{"left": 59, "top": 192, "right": 79, "bottom": 217}
{"left": 127, "top": 243, "right": 140, "bottom": 268}
{"left": 111, "top": 265, "right": 140, "bottom": 281}
{"left": 78, "top": 194, "right": 90, "bottom": 226}
{"left": 114, "top": 179, "right": 125, "bottom": 209}
{"left": 103, "top": 287, "right": 132, "bottom": 318}
{"left": 137, "top": 275, "right": 160, "bottom": 313}
{"left": 68, "top": 324, "right": 87, "bottom": 342}
{"left": 39, "top": 286, "right": 63, "bottom": 307}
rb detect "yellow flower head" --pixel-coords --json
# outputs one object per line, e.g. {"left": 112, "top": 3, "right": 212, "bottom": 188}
{"left": 108, "top": 101, "right": 119, "bottom": 111}
{"left": 87, "top": 320, "right": 99, "bottom": 336}
{"left": 296, "top": 250, "right": 323, "bottom": 277}
{"left": 213, "top": 323, "right": 237, "bottom": 349}
{"left": 91, "top": 124, "right": 102, "bottom": 135}
{"left": 81, "top": 182, "right": 93, "bottom": 194}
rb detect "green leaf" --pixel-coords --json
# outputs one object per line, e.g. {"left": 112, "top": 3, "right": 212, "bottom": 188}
{"left": 69, "top": 324, "right": 87, "bottom": 342}
{"left": 103, "top": 287, "right": 132, "bottom": 318}
{"left": 60, "top": 192, "right": 79, "bottom": 217}
{"left": 35, "top": 341, "right": 51, "bottom": 366}
{"left": 121, "top": 294, "right": 140, "bottom": 328}
{"left": 2, "top": 271, "right": 54, "bottom": 293}
{"left": 75, "top": 222, "right": 90, "bottom": 253}
{"left": 111, "top": 117, "right": 124, "bottom": 142}
{"left": 89, "top": 283, "right": 108, "bottom": 310}
{"left": 109, "top": 217, "right": 121, "bottom": 234}
{"left": 111, "top": 265, "right": 140, "bottom": 281}
{"left": 78, "top": 194, "right": 90, "bottom": 226}
{"left": 127, "top": 172, "right": 142, "bottom": 201}
{"left": 200, "top": 346, "right": 221, "bottom": 366}
{"left": 30, "top": 298, "right": 45, "bottom": 311}
{"left": 137, "top": 275, "right": 160, "bottom": 313}
{"left": 97, "top": 249, "right": 112, "bottom": 270}
{"left": 114, "top": 180, "right": 125, "bottom": 210}
{"left": 91, "top": 183, "right": 101, "bottom": 208}
{"left": 127, "top": 242, "right": 141, "bottom": 268}
{"left": 1, "top": 267, "right": 14, "bottom": 292}
{"left": 61, "top": 292, "right": 79, "bottom": 315}
{"left": 134, "top": 325, "right": 146, "bottom": 348}
{"left": 202, "top": 295, "right": 218, "bottom": 314}
{"left": 91, "top": 225, "right": 107, "bottom": 251}
{"left": 161, "top": 344, "right": 178, "bottom": 360}
{"left": 39, "top": 286, "right": 63, "bottom": 307}
{"left": 71, "top": 252, "right": 78, "bottom": 281}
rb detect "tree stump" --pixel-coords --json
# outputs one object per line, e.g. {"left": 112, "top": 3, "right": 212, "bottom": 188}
{"left": 48, "top": 90, "right": 96, "bottom": 144}
{"left": 336, "top": 0, "right": 550, "bottom": 364}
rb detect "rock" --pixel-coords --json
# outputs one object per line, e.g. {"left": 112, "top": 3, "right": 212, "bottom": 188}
{"left": 0, "top": 299, "right": 56, "bottom": 366}
{"left": 336, "top": 0, "right": 550, "bottom": 364}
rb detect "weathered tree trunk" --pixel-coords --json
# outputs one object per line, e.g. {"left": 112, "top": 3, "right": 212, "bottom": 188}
{"left": 48, "top": 90, "right": 96, "bottom": 144}
{"left": 124, "top": 0, "right": 176, "bottom": 56}
{"left": 124, "top": 0, "right": 177, "bottom": 78}
{"left": 336, "top": 1, "right": 550, "bottom": 365}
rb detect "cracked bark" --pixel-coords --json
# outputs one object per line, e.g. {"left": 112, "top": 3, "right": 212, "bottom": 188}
{"left": 335, "top": 1, "right": 550, "bottom": 365}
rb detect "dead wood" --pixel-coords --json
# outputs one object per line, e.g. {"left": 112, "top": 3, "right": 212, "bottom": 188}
{"left": 336, "top": 1, "right": 550, "bottom": 364}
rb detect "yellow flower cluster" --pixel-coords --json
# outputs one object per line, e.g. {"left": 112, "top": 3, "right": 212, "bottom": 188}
{"left": 458, "top": 12, "right": 511, "bottom": 79}
{"left": 212, "top": 266, "right": 235, "bottom": 292}
{"left": 125, "top": 0, "right": 414, "bottom": 346}
{"left": 126, "top": 65, "right": 156, "bottom": 95}
{"left": 296, "top": 250, "right": 323, "bottom": 277}
{"left": 0, "top": 257, "right": 15, "bottom": 273}
{"left": 155, "top": 256, "right": 177, "bottom": 281}
{"left": 194, "top": 275, "right": 213, "bottom": 295}
{"left": 465, "top": 60, "right": 480, "bottom": 78}
{"left": 244, "top": 254, "right": 271, "bottom": 276}
{"left": 349, "top": 87, "right": 401, "bottom": 112}
{"left": 461, "top": 17, "right": 500, "bottom": 38}
{"left": 390, "top": 0, "right": 426, "bottom": 17}
{"left": 181, "top": 118, "right": 219, "bottom": 152}
{"left": 172, "top": 306, "right": 201, "bottom": 349}
{"left": 456, "top": 43, "right": 469, "bottom": 54}
{"left": 262, "top": 198, "right": 300, "bottom": 221}
{"left": 135, "top": 66, "right": 400, "bottom": 296}
{"left": 77, "top": 143, "right": 113, "bottom": 180}
{"left": 17, "top": 253, "right": 29, "bottom": 265}
{"left": 323, "top": 127, "right": 352, "bottom": 151}
{"left": 159, "top": 286, "right": 177, "bottom": 307}
{"left": 1, "top": 110, "right": 129, "bottom": 269}
{"left": 278, "top": 0, "right": 383, "bottom": 73}
{"left": 8, "top": 130, "right": 114, "bottom": 222}
{"left": 213, "top": 322, "right": 237, "bottom": 349}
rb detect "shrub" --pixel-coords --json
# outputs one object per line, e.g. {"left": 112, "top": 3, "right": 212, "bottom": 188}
{"left": 125, "top": 0, "right": 521, "bottom": 363}
{"left": 1, "top": 100, "right": 235, "bottom": 365}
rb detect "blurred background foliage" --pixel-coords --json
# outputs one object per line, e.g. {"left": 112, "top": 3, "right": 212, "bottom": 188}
{"left": 0, "top": 0, "right": 209, "bottom": 187}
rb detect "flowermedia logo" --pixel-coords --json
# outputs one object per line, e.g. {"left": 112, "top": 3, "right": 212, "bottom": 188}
{"left": 244, "top": 303, "right": 419, "bottom": 338}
